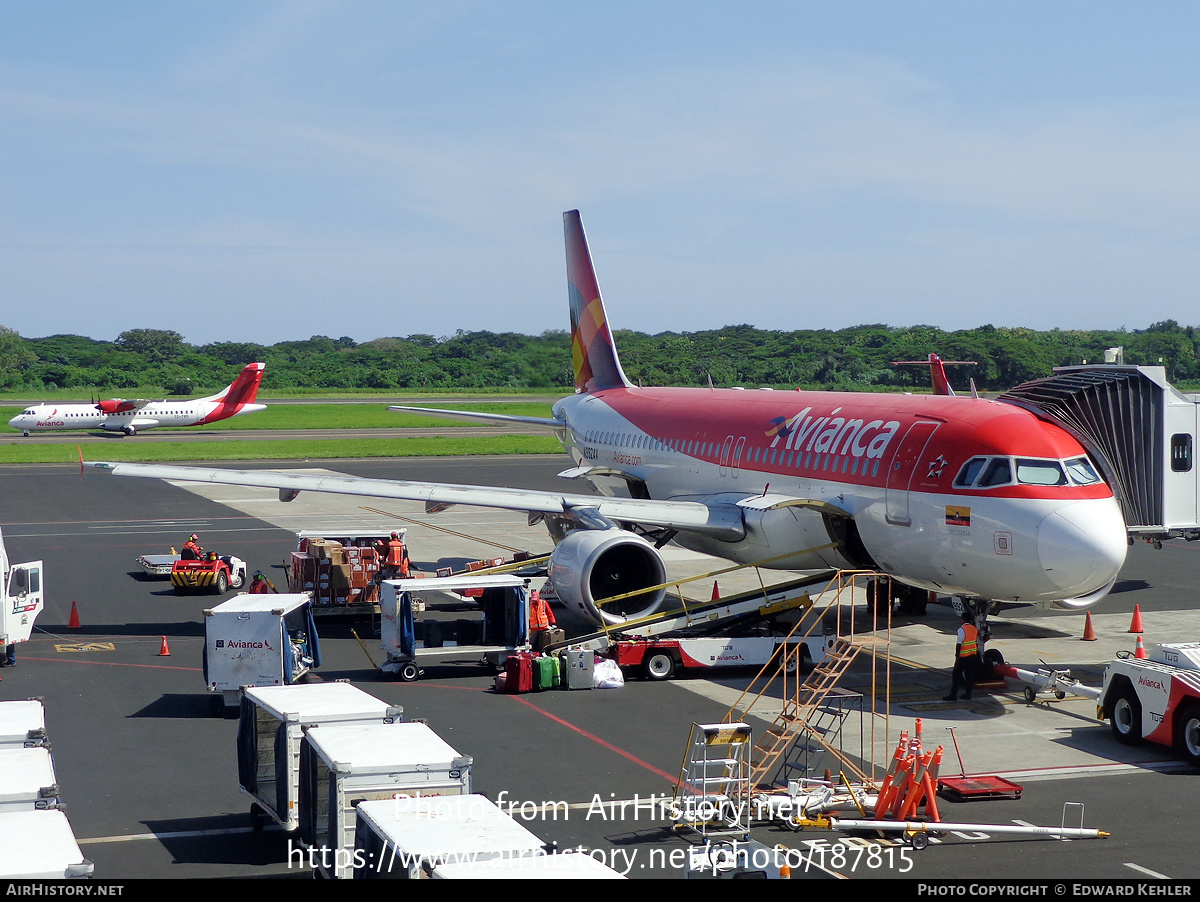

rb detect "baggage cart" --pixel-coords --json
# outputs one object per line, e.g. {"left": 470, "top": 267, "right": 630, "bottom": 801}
{"left": 236, "top": 683, "right": 403, "bottom": 832}
{"left": 0, "top": 699, "right": 47, "bottom": 749}
{"left": 135, "top": 552, "right": 179, "bottom": 578}
{"left": 0, "top": 810, "right": 93, "bottom": 879}
{"left": 299, "top": 721, "right": 473, "bottom": 878}
{"left": 0, "top": 747, "right": 61, "bottom": 812}
{"left": 379, "top": 575, "right": 530, "bottom": 681}
{"left": 350, "top": 794, "right": 548, "bottom": 880}
{"left": 203, "top": 593, "right": 322, "bottom": 713}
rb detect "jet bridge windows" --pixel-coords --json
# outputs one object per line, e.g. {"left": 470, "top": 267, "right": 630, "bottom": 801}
{"left": 1172, "top": 434, "right": 1193, "bottom": 473}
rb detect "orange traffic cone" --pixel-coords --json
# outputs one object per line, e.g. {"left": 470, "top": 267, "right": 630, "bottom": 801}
{"left": 1082, "top": 612, "right": 1097, "bottom": 641}
{"left": 158, "top": 636, "right": 171, "bottom": 657}
{"left": 68, "top": 601, "right": 81, "bottom": 629}
{"left": 1134, "top": 635, "right": 1147, "bottom": 659}
{"left": 1129, "top": 605, "right": 1144, "bottom": 634}
{"left": 711, "top": 581, "right": 720, "bottom": 601}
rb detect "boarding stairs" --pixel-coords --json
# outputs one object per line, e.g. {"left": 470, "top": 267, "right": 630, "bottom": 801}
{"left": 746, "top": 633, "right": 885, "bottom": 791}
{"left": 724, "top": 572, "right": 892, "bottom": 793}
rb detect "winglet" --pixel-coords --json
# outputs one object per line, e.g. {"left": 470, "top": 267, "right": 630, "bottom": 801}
{"left": 564, "top": 211, "right": 630, "bottom": 393}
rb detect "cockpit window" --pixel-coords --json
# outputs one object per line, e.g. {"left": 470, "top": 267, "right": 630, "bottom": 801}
{"left": 954, "top": 457, "right": 988, "bottom": 488}
{"left": 955, "top": 454, "right": 1103, "bottom": 489}
{"left": 1064, "top": 456, "right": 1101, "bottom": 485}
{"left": 978, "top": 458, "right": 1013, "bottom": 487}
{"left": 1015, "top": 458, "right": 1067, "bottom": 486}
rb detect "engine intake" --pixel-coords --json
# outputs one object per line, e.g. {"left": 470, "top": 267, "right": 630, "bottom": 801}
{"left": 549, "top": 529, "right": 668, "bottom": 626}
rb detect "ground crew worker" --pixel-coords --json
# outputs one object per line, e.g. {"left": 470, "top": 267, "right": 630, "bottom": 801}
{"left": 380, "top": 532, "right": 410, "bottom": 579}
{"left": 945, "top": 610, "right": 980, "bottom": 701}
{"left": 529, "top": 589, "right": 557, "bottom": 650}
{"left": 249, "top": 572, "right": 272, "bottom": 594}
{"left": 181, "top": 534, "right": 202, "bottom": 560}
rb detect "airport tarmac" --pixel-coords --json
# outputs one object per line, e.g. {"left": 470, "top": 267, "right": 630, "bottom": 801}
{"left": 2, "top": 456, "right": 1200, "bottom": 882}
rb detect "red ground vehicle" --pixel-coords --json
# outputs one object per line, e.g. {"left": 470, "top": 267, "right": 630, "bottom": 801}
{"left": 171, "top": 554, "right": 247, "bottom": 595}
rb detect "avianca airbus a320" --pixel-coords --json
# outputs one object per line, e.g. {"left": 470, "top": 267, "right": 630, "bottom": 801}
{"left": 11, "top": 363, "right": 266, "bottom": 436}
{"left": 83, "top": 213, "right": 1128, "bottom": 628}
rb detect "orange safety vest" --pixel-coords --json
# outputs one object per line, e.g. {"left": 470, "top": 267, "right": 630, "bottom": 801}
{"left": 958, "top": 623, "right": 979, "bottom": 657}
{"left": 530, "top": 595, "right": 555, "bottom": 631}
{"left": 384, "top": 540, "right": 410, "bottom": 575}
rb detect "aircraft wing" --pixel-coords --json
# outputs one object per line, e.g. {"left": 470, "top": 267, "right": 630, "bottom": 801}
{"left": 82, "top": 461, "right": 746, "bottom": 541}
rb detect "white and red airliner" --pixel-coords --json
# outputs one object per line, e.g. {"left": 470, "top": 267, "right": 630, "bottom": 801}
{"left": 11, "top": 362, "right": 266, "bottom": 436}
{"left": 84, "top": 213, "right": 1128, "bottom": 627}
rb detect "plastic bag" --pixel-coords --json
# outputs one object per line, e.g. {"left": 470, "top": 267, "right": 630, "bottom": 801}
{"left": 592, "top": 657, "right": 625, "bottom": 689}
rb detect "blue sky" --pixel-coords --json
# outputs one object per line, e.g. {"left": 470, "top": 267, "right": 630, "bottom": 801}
{"left": 2, "top": 2, "right": 1199, "bottom": 347}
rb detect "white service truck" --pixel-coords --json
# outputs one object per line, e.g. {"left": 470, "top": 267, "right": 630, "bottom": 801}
{"left": 0, "top": 525, "right": 44, "bottom": 660}
{"left": 1099, "top": 641, "right": 1200, "bottom": 766}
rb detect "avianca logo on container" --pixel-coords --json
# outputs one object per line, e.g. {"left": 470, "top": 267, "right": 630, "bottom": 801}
{"left": 766, "top": 407, "right": 902, "bottom": 460}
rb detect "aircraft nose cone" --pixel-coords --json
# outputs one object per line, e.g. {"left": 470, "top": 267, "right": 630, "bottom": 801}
{"left": 1037, "top": 500, "right": 1127, "bottom": 595}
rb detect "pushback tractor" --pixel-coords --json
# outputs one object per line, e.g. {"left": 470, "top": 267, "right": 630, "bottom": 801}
{"left": 1099, "top": 641, "right": 1200, "bottom": 766}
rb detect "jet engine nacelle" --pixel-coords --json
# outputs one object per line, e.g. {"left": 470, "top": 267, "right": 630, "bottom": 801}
{"left": 549, "top": 528, "right": 668, "bottom": 626}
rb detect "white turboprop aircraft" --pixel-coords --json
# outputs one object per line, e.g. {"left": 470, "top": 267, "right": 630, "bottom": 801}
{"left": 10, "top": 363, "right": 266, "bottom": 436}
{"left": 83, "top": 213, "right": 1128, "bottom": 629}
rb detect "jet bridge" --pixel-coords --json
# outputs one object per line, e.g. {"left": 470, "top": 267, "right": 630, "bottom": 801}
{"left": 998, "top": 365, "right": 1200, "bottom": 542}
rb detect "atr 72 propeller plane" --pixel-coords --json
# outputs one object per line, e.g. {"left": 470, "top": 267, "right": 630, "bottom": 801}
{"left": 83, "top": 213, "right": 1128, "bottom": 628}
{"left": 11, "top": 363, "right": 267, "bottom": 436}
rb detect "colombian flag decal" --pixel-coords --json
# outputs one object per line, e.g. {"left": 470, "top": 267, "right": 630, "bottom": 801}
{"left": 945, "top": 505, "right": 971, "bottom": 527}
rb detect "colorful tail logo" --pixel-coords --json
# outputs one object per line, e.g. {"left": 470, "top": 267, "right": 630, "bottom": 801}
{"left": 213, "top": 363, "right": 265, "bottom": 405}
{"left": 564, "top": 211, "right": 629, "bottom": 393}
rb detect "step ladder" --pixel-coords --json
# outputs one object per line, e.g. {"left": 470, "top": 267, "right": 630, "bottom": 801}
{"left": 673, "top": 722, "right": 754, "bottom": 839}
{"left": 747, "top": 633, "right": 887, "bottom": 791}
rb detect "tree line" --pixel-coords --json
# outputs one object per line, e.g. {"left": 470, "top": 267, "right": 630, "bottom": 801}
{"left": 2, "top": 321, "right": 1198, "bottom": 395}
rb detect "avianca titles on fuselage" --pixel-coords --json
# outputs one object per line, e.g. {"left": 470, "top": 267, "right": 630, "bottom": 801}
{"left": 551, "top": 383, "right": 1127, "bottom": 607}
{"left": 9, "top": 363, "right": 266, "bottom": 436}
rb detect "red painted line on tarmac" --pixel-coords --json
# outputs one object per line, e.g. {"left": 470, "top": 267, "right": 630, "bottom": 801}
{"left": 335, "top": 679, "right": 679, "bottom": 784}
{"left": 16, "top": 655, "right": 200, "bottom": 672}
{"left": 505, "top": 693, "right": 681, "bottom": 786}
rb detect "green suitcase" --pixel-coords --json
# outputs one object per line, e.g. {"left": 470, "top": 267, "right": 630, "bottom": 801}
{"left": 534, "top": 654, "right": 557, "bottom": 691}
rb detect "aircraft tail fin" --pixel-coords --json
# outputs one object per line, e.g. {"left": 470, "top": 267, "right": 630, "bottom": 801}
{"left": 199, "top": 363, "right": 266, "bottom": 404}
{"left": 564, "top": 210, "right": 631, "bottom": 393}
{"left": 928, "top": 354, "right": 954, "bottom": 397}
{"left": 892, "top": 354, "right": 976, "bottom": 397}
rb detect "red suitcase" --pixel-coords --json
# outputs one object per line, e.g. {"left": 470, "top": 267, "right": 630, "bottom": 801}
{"left": 505, "top": 652, "right": 534, "bottom": 694}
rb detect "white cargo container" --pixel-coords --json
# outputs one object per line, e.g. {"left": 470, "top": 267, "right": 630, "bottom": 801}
{"left": 298, "top": 722, "right": 473, "bottom": 878}
{"left": 236, "top": 682, "right": 403, "bottom": 831}
{"left": 0, "top": 810, "right": 93, "bottom": 878}
{"left": 203, "top": 593, "right": 321, "bottom": 712}
{"left": 0, "top": 699, "right": 47, "bottom": 749}
{"left": 350, "top": 794, "right": 549, "bottom": 880}
{"left": 0, "top": 747, "right": 61, "bottom": 812}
